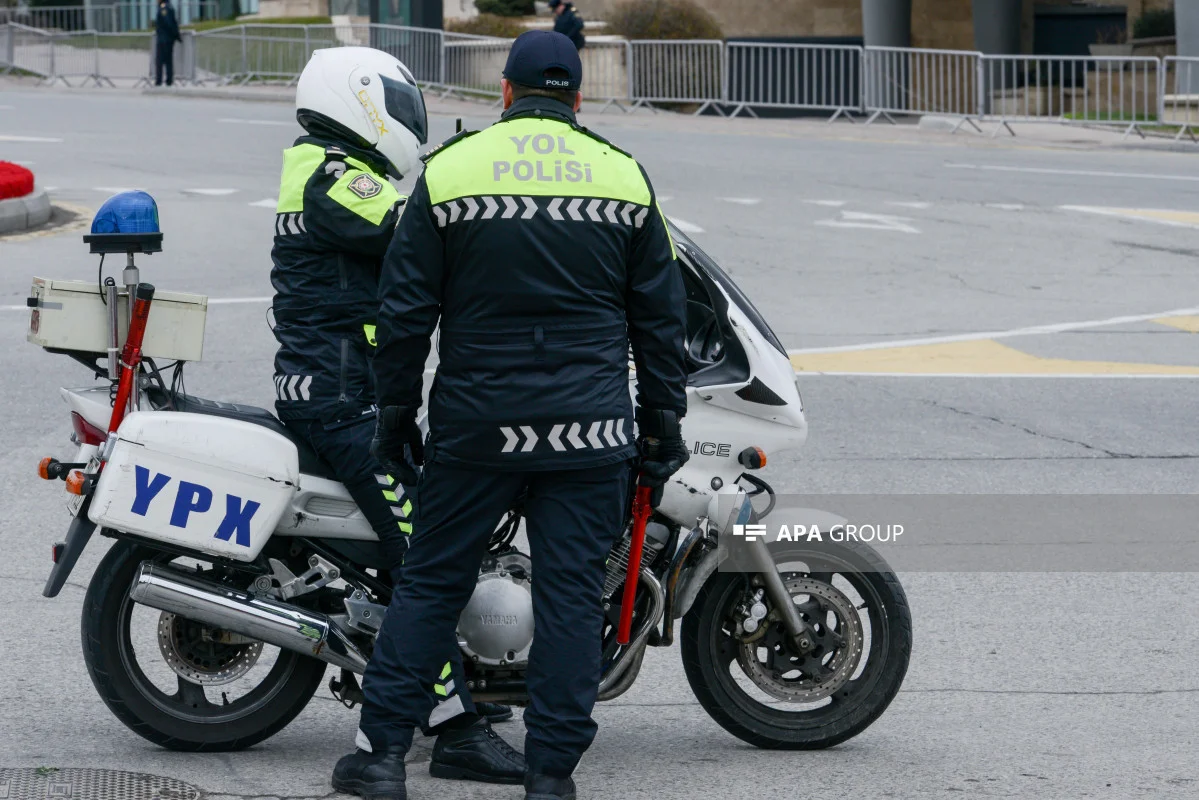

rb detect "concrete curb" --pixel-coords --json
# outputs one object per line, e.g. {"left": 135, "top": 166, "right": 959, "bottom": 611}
{"left": 0, "top": 188, "right": 52, "bottom": 234}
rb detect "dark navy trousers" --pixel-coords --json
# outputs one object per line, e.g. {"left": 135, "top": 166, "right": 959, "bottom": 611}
{"left": 360, "top": 458, "right": 631, "bottom": 777}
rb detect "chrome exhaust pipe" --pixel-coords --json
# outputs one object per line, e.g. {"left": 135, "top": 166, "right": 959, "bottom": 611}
{"left": 598, "top": 569, "right": 663, "bottom": 701}
{"left": 129, "top": 562, "right": 368, "bottom": 674}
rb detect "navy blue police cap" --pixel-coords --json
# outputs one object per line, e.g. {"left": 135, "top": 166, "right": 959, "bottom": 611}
{"left": 503, "top": 30, "right": 582, "bottom": 92}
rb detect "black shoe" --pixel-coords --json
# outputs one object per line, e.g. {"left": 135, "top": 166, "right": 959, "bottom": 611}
{"left": 332, "top": 746, "right": 407, "bottom": 799}
{"left": 526, "top": 774, "right": 577, "bottom": 800}
{"left": 476, "top": 701, "right": 514, "bottom": 723}
{"left": 429, "top": 718, "right": 525, "bottom": 784}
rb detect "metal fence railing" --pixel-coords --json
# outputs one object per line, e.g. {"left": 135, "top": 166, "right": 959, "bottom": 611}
{"left": 629, "top": 40, "right": 723, "bottom": 113}
{"left": 725, "top": 41, "right": 862, "bottom": 120}
{"left": 863, "top": 46, "right": 982, "bottom": 128}
{"left": 3, "top": 21, "right": 1197, "bottom": 141}
{"left": 979, "top": 55, "right": 1160, "bottom": 137}
{"left": 0, "top": 3, "right": 218, "bottom": 33}
{"left": 1160, "top": 56, "right": 1199, "bottom": 141}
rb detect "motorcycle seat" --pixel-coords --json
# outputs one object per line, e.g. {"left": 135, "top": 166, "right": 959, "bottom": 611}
{"left": 169, "top": 394, "right": 339, "bottom": 482}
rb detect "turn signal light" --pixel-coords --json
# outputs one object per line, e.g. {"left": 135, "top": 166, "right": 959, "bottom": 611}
{"left": 38, "top": 457, "right": 54, "bottom": 480}
{"left": 738, "top": 446, "right": 767, "bottom": 470}
{"left": 65, "top": 470, "right": 86, "bottom": 496}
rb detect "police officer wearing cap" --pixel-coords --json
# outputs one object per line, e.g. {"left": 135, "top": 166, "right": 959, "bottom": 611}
{"left": 331, "top": 29, "right": 690, "bottom": 800}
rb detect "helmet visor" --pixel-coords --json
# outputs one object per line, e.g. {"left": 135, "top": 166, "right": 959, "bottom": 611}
{"left": 381, "top": 74, "right": 427, "bottom": 145}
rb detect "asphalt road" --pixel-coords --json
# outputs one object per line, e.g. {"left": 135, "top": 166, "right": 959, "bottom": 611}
{"left": 1, "top": 85, "right": 1197, "bottom": 799}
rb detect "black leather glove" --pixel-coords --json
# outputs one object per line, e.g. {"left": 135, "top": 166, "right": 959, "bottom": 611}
{"left": 636, "top": 407, "right": 689, "bottom": 507}
{"left": 371, "top": 405, "right": 424, "bottom": 487}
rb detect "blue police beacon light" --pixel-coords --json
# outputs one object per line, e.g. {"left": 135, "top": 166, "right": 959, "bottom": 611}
{"left": 83, "top": 191, "right": 164, "bottom": 255}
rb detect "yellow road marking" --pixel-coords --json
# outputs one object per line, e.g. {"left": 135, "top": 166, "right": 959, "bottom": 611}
{"left": 791, "top": 338, "right": 1199, "bottom": 376}
{"left": 1155, "top": 315, "right": 1199, "bottom": 333}
{"left": 1062, "top": 206, "right": 1199, "bottom": 229}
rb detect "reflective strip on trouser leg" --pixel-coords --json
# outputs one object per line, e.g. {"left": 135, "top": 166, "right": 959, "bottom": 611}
{"left": 360, "top": 463, "right": 526, "bottom": 744}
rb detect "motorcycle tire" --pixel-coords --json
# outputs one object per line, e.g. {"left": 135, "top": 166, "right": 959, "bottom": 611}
{"left": 680, "top": 539, "right": 911, "bottom": 750}
{"left": 81, "top": 541, "right": 328, "bottom": 752}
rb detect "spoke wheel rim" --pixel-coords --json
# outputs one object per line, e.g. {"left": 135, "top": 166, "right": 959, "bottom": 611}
{"left": 707, "top": 551, "right": 890, "bottom": 724}
{"left": 115, "top": 557, "right": 304, "bottom": 724}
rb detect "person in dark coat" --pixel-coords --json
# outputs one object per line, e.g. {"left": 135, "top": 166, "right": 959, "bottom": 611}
{"left": 548, "top": 0, "right": 585, "bottom": 50}
{"left": 153, "top": 0, "right": 182, "bottom": 86}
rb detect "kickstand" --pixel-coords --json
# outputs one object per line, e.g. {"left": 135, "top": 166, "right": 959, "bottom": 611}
{"left": 330, "top": 669, "right": 365, "bottom": 709}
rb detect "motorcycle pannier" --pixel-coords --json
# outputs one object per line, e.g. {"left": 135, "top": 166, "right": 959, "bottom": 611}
{"left": 89, "top": 412, "right": 299, "bottom": 561}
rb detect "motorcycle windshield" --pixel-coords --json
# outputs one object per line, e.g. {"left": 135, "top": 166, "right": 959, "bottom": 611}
{"left": 667, "top": 223, "right": 789, "bottom": 358}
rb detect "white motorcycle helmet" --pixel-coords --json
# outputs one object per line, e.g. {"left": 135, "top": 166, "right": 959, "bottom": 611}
{"left": 295, "top": 47, "right": 428, "bottom": 179}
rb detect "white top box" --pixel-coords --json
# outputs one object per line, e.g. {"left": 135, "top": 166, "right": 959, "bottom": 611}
{"left": 27, "top": 277, "right": 208, "bottom": 363}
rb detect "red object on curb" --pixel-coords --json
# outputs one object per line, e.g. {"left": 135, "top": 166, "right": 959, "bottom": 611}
{"left": 0, "top": 161, "right": 35, "bottom": 200}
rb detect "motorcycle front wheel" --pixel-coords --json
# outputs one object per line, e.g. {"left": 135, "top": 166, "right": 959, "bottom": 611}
{"left": 681, "top": 540, "right": 911, "bottom": 749}
{"left": 81, "top": 541, "right": 327, "bottom": 751}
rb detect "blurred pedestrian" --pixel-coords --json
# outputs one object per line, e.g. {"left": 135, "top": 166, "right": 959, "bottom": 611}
{"left": 548, "top": 0, "right": 585, "bottom": 50}
{"left": 154, "top": 0, "right": 182, "bottom": 86}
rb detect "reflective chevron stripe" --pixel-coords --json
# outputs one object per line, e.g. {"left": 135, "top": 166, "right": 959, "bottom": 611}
{"left": 275, "top": 374, "right": 313, "bottom": 401}
{"left": 274, "top": 212, "right": 306, "bottom": 236}
{"left": 431, "top": 197, "right": 651, "bottom": 228}
{"left": 499, "top": 420, "right": 628, "bottom": 453}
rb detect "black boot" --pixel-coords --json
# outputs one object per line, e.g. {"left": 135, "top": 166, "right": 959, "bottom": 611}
{"left": 526, "top": 774, "right": 577, "bottom": 800}
{"left": 429, "top": 718, "right": 525, "bottom": 784}
{"left": 331, "top": 746, "right": 407, "bottom": 800}
{"left": 476, "top": 700, "right": 514, "bottom": 723}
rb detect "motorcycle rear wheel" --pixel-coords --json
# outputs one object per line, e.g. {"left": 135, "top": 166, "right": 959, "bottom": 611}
{"left": 81, "top": 541, "right": 327, "bottom": 751}
{"left": 680, "top": 540, "right": 911, "bottom": 749}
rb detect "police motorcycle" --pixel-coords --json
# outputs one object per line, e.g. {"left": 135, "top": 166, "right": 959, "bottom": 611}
{"left": 30, "top": 191, "right": 911, "bottom": 754}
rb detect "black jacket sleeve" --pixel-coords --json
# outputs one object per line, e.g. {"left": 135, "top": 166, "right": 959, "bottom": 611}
{"left": 302, "top": 165, "right": 404, "bottom": 260}
{"left": 627, "top": 169, "right": 688, "bottom": 415}
{"left": 372, "top": 172, "right": 443, "bottom": 411}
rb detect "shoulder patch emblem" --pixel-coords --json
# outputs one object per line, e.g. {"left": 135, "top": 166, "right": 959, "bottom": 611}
{"left": 348, "top": 174, "right": 383, "bottom": 199}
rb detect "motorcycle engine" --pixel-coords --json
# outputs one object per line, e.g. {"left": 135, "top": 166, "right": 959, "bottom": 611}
{"left": 458, "top": 552, "right": 534, "bottom": 668}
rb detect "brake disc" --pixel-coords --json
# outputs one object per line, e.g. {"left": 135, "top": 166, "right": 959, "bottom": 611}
{"left": 157, "top": 612, "right": 263, "bottom": 686}
{"left": 736, "top": 575, "right": 864, "bottom": 702}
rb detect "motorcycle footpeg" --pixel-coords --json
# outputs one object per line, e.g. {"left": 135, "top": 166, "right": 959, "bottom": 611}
{"left": 330, "top": 669, "right": 365, "bottom": 709}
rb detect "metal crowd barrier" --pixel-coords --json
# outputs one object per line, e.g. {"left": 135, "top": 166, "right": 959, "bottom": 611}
{"left": 979, "top": 54, "right": 1160, "bottom": 137}
{"left": 725, "top": 41, "right": 862, "bottom": 120}
{"left": 628, "top": 39, "right": 723, "bottom": 114}
{"left": 863, "top": 46, "right": 981, "bottom": 127}
{"left": 3, "top": 21, "right": 1198, "bottom": 142}
{"left": 1160, "top": 56, "right": 1199, "bottom": 141}
{"left": 0, "top": 3, "right": 217, "bottom": 33}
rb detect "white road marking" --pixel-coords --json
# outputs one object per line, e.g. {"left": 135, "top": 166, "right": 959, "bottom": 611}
{"left": 1061, "top": 205, "right": 1199, "bottom": 230}
{"left": 43, "top": 186, "right": 58, "bottom": 192}
{"left": 0, "top": 134, "right": 62, "bottom": 143}
{"left": 670, "top": 217, "right": 704, "bottom": 233}
{"left": 720, "top": 197, "right": 761, "bottom": 205}
{"left": 208, "top": 296, "right": 273, "bottom": 305}
{"left": 887, "top": 201, "right": 930, "bottom": 209}
{"left": 248, "top": 198, "right": 278, "bottom": 208}
{"left": 986, "top": 203, "right": 1025, "bottom": 211}
{"left": 803, "top": 199, "right": 847, "bottom": 207}
{"left": 658, "top": 195, "right": 673, "bottom": 202}
{"left": 946, "top": 162, "right": 1199, "bottom": 183}
{"left": 787, "top": 305, "right": 1199, "bottom": 355}
{"left": 183, "top": 188, "right": 238, "bottom": 196}
{"left": 94, "top": 187, "right": 143, "bottom": 194}
{"left": 815, "top": 211, "right": 920, "bottom": 234}
{"left": 218, "top": 118, "right": 294, "bottom": 127}
{"left": 796, "top": 372, "right": 1199, "bottom": 379}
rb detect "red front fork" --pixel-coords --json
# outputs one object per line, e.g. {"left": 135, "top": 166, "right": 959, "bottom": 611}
{"left": 105, "top": 284, "right": 155, "bottom": 438}
{"left": 617, "top": 482, "right": 654, "bottom": 645}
